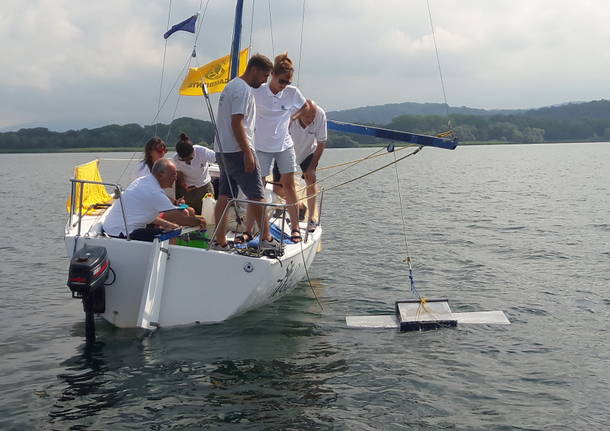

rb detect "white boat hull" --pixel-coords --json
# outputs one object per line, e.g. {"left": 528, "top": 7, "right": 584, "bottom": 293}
{"left": 65, "top": 221, "right": 321, "bottom": 328}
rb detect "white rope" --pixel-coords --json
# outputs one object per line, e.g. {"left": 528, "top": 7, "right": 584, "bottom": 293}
{"left": 296, "top": 0, "right": 306, "bottom": 86}
{"left": 248, "top": 0, "right": 256, "bottom": 51}
{"left": 425, "top": 0, "right": 450, "bottom": 120}
{"left": 267, "top": 0, "right": 275, "bottom": 57}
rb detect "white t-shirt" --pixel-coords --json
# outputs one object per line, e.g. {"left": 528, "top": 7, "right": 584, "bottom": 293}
{"left": 290, "top": 106, "right": 328, "bottom": 164}
{"left": 252, "top": 84, "right": 306, "bottom": 152}
{"left": 172, "top": 145, "right": 216, "bottom": 188}
{"left": 102, "top": 174, "right": 178, "bottom": 236}
{"left": 135, "top": 161, "right": 151, "bottom": 179}
{"left": 134, "top": 160, "right": 176, "bottom": 199}
{"left": 214, "top": 77, "right": 255, "bottom": 153}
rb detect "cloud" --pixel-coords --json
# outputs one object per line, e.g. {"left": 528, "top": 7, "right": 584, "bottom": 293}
{"left": 2, "top": 0, "right": 610, "bottom": 131}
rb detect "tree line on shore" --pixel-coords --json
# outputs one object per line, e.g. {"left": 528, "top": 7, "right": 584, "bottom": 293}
{"left": 2, "top": 108, "right": 610, "bottom": 152}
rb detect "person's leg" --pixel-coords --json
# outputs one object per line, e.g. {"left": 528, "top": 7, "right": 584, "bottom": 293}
{"left": 213, "top": 153, "right": 239, "bottom": 247}
{"left": 233, "top": 154, "right": 271, "bottom": 243}
{"left": 300, "top": 154, "right": 317, "bottom": 222}
{"left": 214, "top": 194, "right": 231, "bottom": 246}
{"left": 276, "top": 148, "right": 300, "bottom": 241}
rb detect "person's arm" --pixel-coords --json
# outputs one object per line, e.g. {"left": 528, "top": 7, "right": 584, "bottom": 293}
{"left": 231, "top": 113, "right": 256, "bottom": 173}
{"left": 162, "top": 209, "right": 206, "bottom": 229}
{"left": 309, "top": 141, "right": 325, "bottom": 170}
{"left": 152, "top": 216, "right": 179, "bottom": 231}
{"left": 176, "top": 171, "right": 189, "bottom": 190}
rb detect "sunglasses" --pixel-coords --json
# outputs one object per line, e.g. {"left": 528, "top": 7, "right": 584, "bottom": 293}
{"left": 278, "top": 78, "right": 292, "bottom": 86}
{"left": 156, "top": 144, "right": 168, "bottom": 153}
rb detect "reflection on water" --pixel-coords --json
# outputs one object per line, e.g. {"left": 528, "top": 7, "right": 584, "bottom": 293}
{"left": 48, "top": 294, "right": 344, "bottom": 429}
{"left": 1, "top": 146, "right": 609, "bottom": 430}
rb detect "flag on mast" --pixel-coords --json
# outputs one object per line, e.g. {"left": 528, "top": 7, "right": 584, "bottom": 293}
{"left": 179, "top": 48, "right": 249, "bottom": 95}
{"left": 163, "top": 14, "right": 198, "bottom": 39}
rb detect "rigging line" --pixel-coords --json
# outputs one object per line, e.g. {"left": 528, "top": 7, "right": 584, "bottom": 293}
{"left": 391, "top": 149, "right": 420, "bottom": 299}
{"left": 317, "top": 145, "right": 410, "bottom": 172}
{"left": 289, "top": 146, "right": 423, "bottom": 206}
{"left": 156, "top": 0, "right": 173, "bottom": 137}
{"left": 267, "top": 0, "right": 275, "bottom": 57}
{"left": 425, "top": 0, "right": 450, "bottom": 120}
{"left": 300, "top": 239, "right": 324, "bottom": 311}
{"left": 116, "top": 53, "right": 194, "bottom": 184}
{"left": 293, "top": 145, "right": 410, "bottom": 195}
{"left": 315, "top": 146, "right": 387, "bottom": 186}
{"left": 296, "top": 0, "right": 306, "bottom": 86}
{"left": 248, "top": 0, "right": 256, "bottom": 50}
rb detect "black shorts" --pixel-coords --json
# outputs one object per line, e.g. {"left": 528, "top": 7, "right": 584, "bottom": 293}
{"left": 216, "top": 151, "right": 265, "bottom": 200}
{"left": 272, "top": 153, "right": 314, "bottom": 182}
{"left": 103, "top": 226, "right": 164, "bottom": 242}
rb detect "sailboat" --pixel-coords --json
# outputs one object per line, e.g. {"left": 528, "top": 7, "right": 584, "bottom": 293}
{"left": 63, "top": 1, "right": 457, "bottom": 341}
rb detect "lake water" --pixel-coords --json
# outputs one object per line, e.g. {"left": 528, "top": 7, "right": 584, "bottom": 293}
{"left": 0, "top": 144, "right": 608, "bottom": 430}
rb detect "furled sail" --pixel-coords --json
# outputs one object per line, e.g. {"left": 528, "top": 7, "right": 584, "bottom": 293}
{"left": 66, "top": 160, "right": 113, "bottom": 214}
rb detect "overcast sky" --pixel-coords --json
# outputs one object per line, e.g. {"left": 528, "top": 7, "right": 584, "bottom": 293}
{"left": 2, "top": 0, "right": 610, "bottom": 131}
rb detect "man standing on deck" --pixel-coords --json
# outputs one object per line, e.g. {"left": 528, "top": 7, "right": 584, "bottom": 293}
{"left": 212, "top": 54, "right": 278, "bottom": 250}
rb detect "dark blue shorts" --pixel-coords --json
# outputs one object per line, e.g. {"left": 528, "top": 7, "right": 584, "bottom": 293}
{"left": 216, "top": 151, "right": 265, "bottom": 200}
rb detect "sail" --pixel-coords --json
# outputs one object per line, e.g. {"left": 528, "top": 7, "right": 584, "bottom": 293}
{"left": 179, "top": 48, "right": 249, "bottom": 96}
{"left": 66, "top": 160, "right": 113, "bottom": 214}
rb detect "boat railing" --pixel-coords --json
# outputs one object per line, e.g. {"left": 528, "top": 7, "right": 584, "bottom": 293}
{"left": 68, "top": 178, "right": 129, "bottom": 239}
{"left": 212, "top": 188, "right": 324, "bottom": 255}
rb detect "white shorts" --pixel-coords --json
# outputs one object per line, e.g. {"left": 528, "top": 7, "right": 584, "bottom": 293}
{"left": 256, "top": 148, "right": 297, "bottom": 178}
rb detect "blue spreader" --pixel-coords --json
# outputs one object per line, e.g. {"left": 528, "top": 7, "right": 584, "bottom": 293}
{"left": 327, "top": 120, "right": 458, "bottom": 150}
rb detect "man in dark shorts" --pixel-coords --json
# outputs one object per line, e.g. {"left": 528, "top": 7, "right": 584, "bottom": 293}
{"left": 273, "top": 100, "right": 327, "bottom": 232}
{"left": 213, "top": 54, "right": 277, "bottom": 250}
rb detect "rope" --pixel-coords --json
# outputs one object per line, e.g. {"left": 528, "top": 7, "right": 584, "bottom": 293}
{"left": 392, "top": 150, "right": 420, "bottom": 299}
{"left": 156, "top": 0, "right": 173, "bottom": 137}
{"left": 115, "top": 0, "right": 209, "bottom": 185}
{"left": 426, "top": 0, "right": 451, "bottom": 123}
{"left": 296, "top": 0, "right": 306, "bottom": 86}
{"left": 299, "top": 239, "right": 323, "bottom": 311}
{"left": 267, "top": 0, "right": 275, "bottom": 57}
{"left": 248, "top": 0, "right": 256, "bottom": 51}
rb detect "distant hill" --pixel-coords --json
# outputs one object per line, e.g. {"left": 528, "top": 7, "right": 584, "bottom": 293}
{"left": 327, "top": 102, "right": 526, "bottom": 124}
{"left": 524, "top": 99, "right": 610, "bottom": 120}
{"left": 2, "top": 99, "right": 610, "bottom": 152}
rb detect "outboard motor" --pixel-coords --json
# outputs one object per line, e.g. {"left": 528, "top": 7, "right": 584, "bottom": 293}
{"left": 67, "top": 246, "right": 110, "bottom": 344}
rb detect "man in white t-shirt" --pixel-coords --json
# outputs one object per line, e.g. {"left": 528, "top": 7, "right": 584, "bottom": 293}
{"left": 173, "top": 134, "right": 216, "bottom": 214}
{"left": 103, "top": 159, "right": 205, "bottom": 241}
{"left": 286, "top": 101, "right": 326, "bottom": 231}
{"left": 213, "top": 53, "right": 277, "bottom": 250}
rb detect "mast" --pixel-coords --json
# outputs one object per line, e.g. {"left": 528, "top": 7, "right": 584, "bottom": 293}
{"left": 229, "top": 0, "right": 245, "bottom": 79}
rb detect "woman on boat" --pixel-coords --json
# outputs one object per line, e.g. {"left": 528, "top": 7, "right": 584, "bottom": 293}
{"left": 251, "top": 53, "right": 308, "bottom": 242}
{"left": 172, "top": 132, "right": 216, "bottom": 215}
{"left": 135, "top": 137, "right": 168, "bottom": 178}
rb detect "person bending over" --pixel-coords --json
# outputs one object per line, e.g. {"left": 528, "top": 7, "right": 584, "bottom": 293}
{"left": 103, "top": 159, "right": 205, "bottom": 241}
{"left": 173, "top": 132, "right": 216, "bottom": 214}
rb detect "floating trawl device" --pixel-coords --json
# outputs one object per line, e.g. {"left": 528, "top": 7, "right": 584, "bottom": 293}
{"left": 346, "top": 298, "right": 510, "bottom": 331}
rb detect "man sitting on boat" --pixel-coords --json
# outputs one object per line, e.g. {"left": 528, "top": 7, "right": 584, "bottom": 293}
{"left": 173, "top": 132, "right": 216, "bottom": 215}
{"left": 103, "top": 158, "right": 206, "bottom": 241}
{"left": 213, "top": 53, "right": 279, "bottom": 251}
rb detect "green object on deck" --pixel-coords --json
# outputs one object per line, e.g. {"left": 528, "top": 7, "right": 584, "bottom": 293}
{"left": 176, "top": 231, "right": 209, "bottom": 249}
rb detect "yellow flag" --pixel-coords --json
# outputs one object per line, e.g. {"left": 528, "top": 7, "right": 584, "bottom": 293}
{"left": 180, "top": 48, "right": 250, "bottom": 96}
{"left": 66, "top": 160, "right": 113, "bottom": 214}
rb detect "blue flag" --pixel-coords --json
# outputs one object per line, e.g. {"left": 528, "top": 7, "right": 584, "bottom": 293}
{"left": 163, "top": 14, "right": 198, "bottom": 39}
